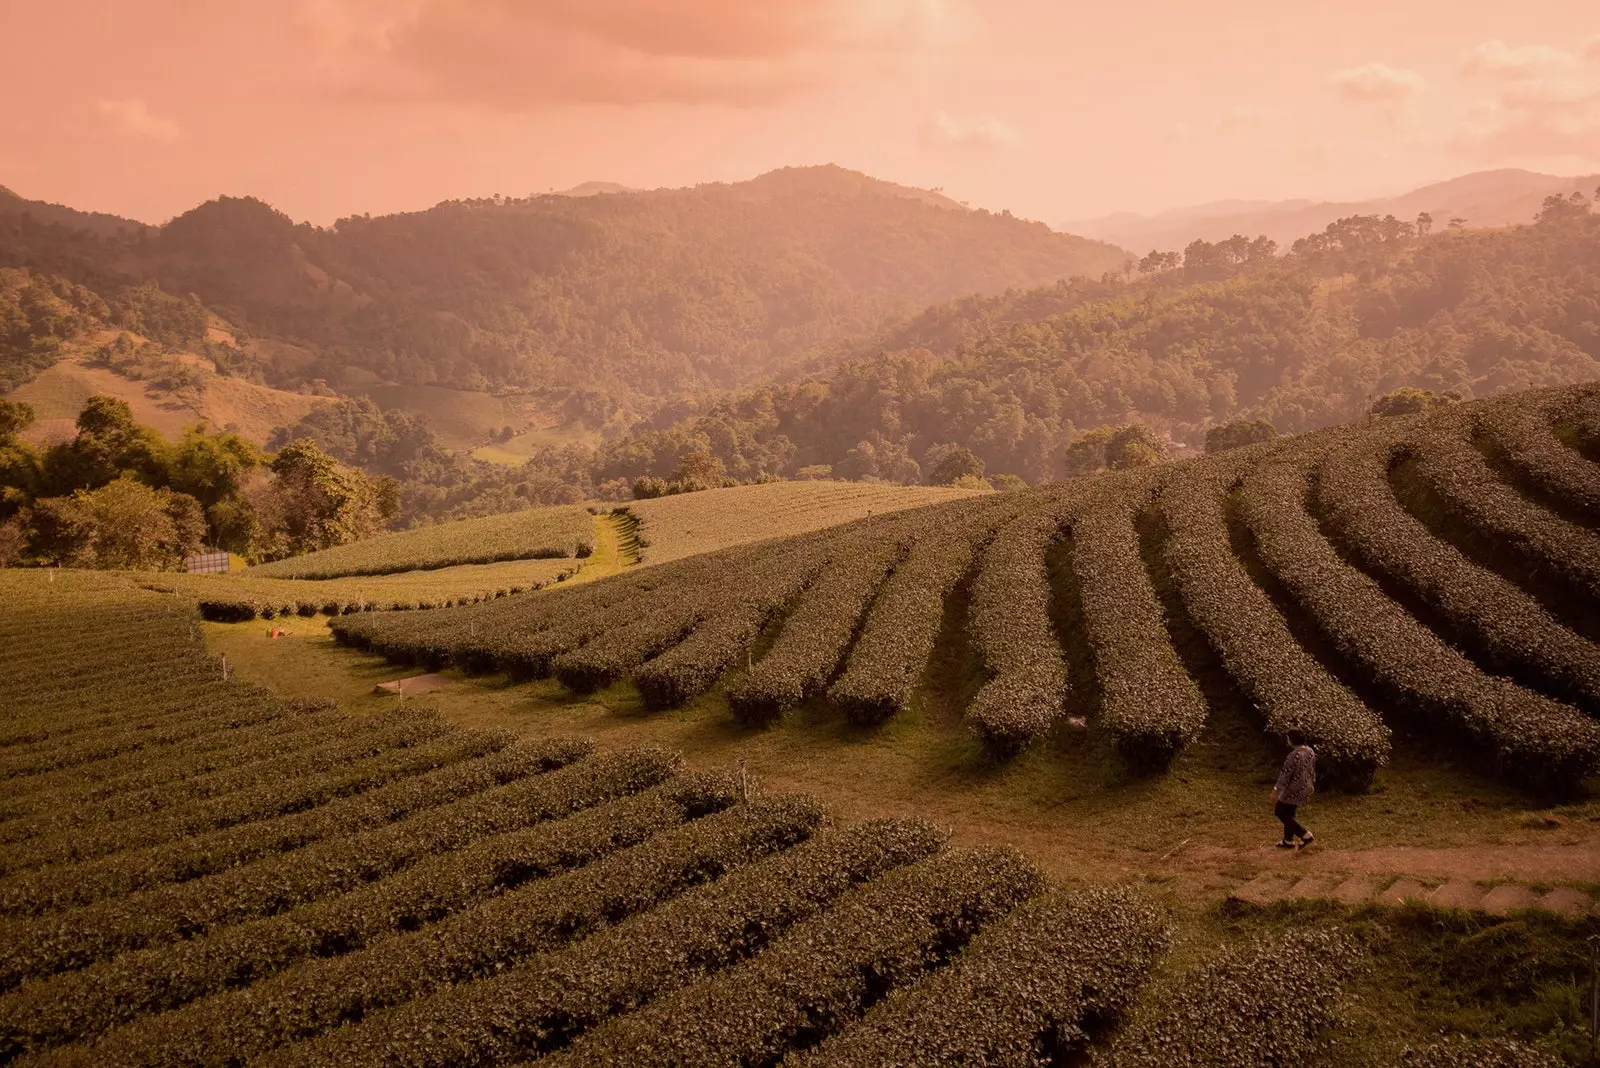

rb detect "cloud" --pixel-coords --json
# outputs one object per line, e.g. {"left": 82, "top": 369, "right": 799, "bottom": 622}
{"left": 1330, "top": 62, "right": 1426, "bottom": 106}
{"left": 95, "top": 99, "right": 182, "bottom": 143}
{"left": 920, "top": 110, "right": 1021, "bottom": 151}
{"left": 296, "top": 0, "right": 955, "bottom": 107}
{"left": 1452, "top": 38, "right": 1600, "bottom": 160}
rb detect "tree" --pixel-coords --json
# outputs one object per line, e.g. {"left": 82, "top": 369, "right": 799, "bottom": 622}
{"left": 670, "top": 449, "right": 727, "bottom": 492}
{"left": 1416, "top": 212, "right": 1433, "bottom": 237}
{"left": 924, "top": 444, "right": 985, "bottom": 486}
{"left": 1205, "top": 417, "right": 1277, "bottom": 454}
{"left": 165, "top": 424, "right": 263, "bottom": 513}
{"left": 0, "top": 398, "right": 34, "bottom": 441}
{"left": 1063, "top": 423, "right": 1168, "bottom": 476}
{"left": 255, "top": 438, "right": 394, "bottom": 558}
{"left": 989, "top": 473, "right": 1027, "bottom": 492}
{"left": 1368, "top": 387, "right": 1461, "bottom": 418}
{"left": 1535, "top": 192, "right": 1591, "bottom": 226}
{"left": 23, "top": 477, "right": 205, "bottom": 570}
{"left": 40, "top": 395, "right": 163, "bottom": 496}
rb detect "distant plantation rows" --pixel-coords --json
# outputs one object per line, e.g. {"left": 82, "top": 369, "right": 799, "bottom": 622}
{"left": 0, "top": 570, "right": 1408, "bottom": 1066}
{"left": 339, "top": 383, "right": 1600, "bottom": 795}
{"left": 248, "top": 504, "right": 596, "bottom": 580}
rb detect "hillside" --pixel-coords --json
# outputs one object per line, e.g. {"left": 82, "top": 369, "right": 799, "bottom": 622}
{"left": 596, "top": 204, "right": 1600, "bottom": 486}
{"left": 5, "top": 426, "right": 1597, "bottom": 1064}
{"left": 1067, "top": 168, "right": 1599, "bottom": 252}
{"left": 1, "top": 166, "right": 1128, "bottom": 409}
{"left": 339, "top": 382, "right": 1600, "bottom": 799}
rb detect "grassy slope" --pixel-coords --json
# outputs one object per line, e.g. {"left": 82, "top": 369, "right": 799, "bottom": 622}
{"left": 8, "top": 355, "right": 326, "bottom": 445}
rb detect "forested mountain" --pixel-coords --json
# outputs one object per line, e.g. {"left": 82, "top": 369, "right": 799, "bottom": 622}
{"left": 0, "top": 166, "right": 1128, "bottom": 404}
{"left": 592, "top": 198, "right": 1600, "bottom": 486}
{"left": 1067, "top": 168, "right": 1600, "bottom": 254}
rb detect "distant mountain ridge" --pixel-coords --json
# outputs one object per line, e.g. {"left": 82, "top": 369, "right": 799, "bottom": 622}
{"left": 0, "top": 185, "right": 152, "bottom": 238}
{"left": 1, "top": 165, "right": 1129, "bottom": 408}
{"left": 1066, "top": 169, "right": 1600, "bottom": 252}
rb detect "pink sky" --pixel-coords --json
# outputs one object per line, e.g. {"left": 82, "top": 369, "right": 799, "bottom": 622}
{"left": 1, "top": 0, "right": 1597, "bottom": 226}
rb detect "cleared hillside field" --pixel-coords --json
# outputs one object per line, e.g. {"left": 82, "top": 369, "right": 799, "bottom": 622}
{"left": 339, "top": 383, "right": 1600, "bottom": 797}
{"left": 8, "top": 356, "right": 326, "bottom": 446}
{"left": 251, "top": 505, "right": 596, "bottom": 579}
{"left": 625, "top": 480, "right": 982, "bottom": 564}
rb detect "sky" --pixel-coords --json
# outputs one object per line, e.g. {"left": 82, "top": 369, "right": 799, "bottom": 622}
{"left": 1, "top": 0, "right": 1597, "bottom": 227}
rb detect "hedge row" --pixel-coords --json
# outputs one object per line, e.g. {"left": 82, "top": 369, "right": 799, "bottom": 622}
{"left": 1239, "top": 443, "right": 1600, "bottom": 794}
{"left": 265, "top": 818, "right": 946, "bottom": 1068}
{"left": 965, "top": 495, "right": 1077, "bottom": 759}
{"left": 1408, "top": 408, "right": 1600, "bottom": 613}
{"left": 2, "top": 733, "right": 592, "bottom": 917}
{"left": 830, "top": 496, "right": 1027, "bottom": 725}
{"left": 1477, "top": 385, "right": 1600, "bottom": 525}
{"left": 75, "top": 795, "right": 826, "bottom": 1067}
{"left": 247, "top": 503, "right": 595, "bottom": 579}
{"left": 1072, "top": 476, "right": 1207, "bottom": 769}
{"left": 724, "top": 519, "right": 911, "bottom": 725}
{"left": 1098, "top": 929, "right": 1365, "bottom": 1067}
{"left": 0, "top": 770, "right": 741, "bottom": 1058}
{"left": 545, "top": 846, "right": 1045, "bottom": 1067}
{"left": 0, "top": 682, "right": 314, "bottom": 783}
{"left": 1318, "top": 424, "right": 1600, "bottom": 714}
{"left": 0, "top": 706, "right": 446, "bottom": 852}
{"left": 634, "top": 537, "right": 839, "bottom": 710}
{"left": 0, "top": 738, "right": 623, "bottom": 989}
{"left": 797, "top": 886, "right": 1168, "bottom": 1066}
{"left": 1, "top": 697, "right": 350, "bottom": 813}
{"left": 3, "top": 724, "right": 506, "bottom": 879}
{"left": 1158, "top": 453, "right": 1390, "bottom": 787}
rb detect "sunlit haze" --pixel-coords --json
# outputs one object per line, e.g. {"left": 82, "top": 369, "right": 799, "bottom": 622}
{"left": 2, "top": 0, "right": 1596, "bottom": 225}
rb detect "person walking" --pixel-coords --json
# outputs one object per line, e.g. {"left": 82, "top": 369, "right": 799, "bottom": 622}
{"left": 1271, "top": 730, "right": 1316, "bottom": 849}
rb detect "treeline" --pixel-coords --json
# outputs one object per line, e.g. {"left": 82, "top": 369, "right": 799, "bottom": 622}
{"left": 0, "top": 396, "right": 396, "bottom": 569}
{"left": 585, "top": 196, "right": 1600, "bottom": 487}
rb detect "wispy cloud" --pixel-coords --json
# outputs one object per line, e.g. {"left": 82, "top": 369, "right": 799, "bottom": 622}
{"left": 921, "top": 110, "right": 1021, "bottom": 151}
{"left": 1329, "top": 62, "right": 1425, "bottom": 123}
{"left": 1451, "top": 37, "right": 1600, "bottom": 159}
{"left": 95, "top": 99, "right": 181, "bottom": 143}
{"left": 296, "top": 0, "right": 957, "bottom": 107}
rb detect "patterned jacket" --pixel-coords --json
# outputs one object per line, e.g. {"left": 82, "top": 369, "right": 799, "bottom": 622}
{"left": 1274, "top": 746, "right": 1316, "bottom": 806}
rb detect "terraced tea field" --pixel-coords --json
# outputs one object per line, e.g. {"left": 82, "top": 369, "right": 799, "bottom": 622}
{"left": 339, "top": 384, "right": 1600, "bottom": 799}
{"left": 2, "top": 572, "right": 1584, "bottom": 1067}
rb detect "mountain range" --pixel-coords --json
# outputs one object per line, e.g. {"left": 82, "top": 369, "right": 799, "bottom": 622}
{"left": 1065, "top": 168, "right": 1600, "bottom": 252}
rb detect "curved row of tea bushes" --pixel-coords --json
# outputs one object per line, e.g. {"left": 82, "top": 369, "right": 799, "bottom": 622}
{"left": 829, "top": 496, "right": 1025, "bottom": 725}
{"left": 249, "top": 504, "right": 595, "bottom": 579}
{"left": 1408, "top": 409, "right": 1600, "bottom": 613}
{"left": 1, "top": 736, "right": 592, "bottom": 917}
{"left": 1317, "top": 423, "right": 1600, "bottom": 714}
{"left": 544, "top": 846, "right": 1045, "bottom": 1068}
{"left": 965, "top": 494, "right": 1078, "bottom": 759}
{"left": 796, "top": 887, "right": 1168, "bottom": 1066}
{"left": 1158, "top": 453, "right": 1390, "bottom": 787}
{"left": 0, "top": 741, "right": 637, "bottom": 989}
{"left": 1072, "top": 476, "right": 1207, "bottom": 769}
{"left": 1477, "top": 385, "right": 1600, "bottom": 524}
{"left": 3, "top": 722, "right": 494, "bottom": 878}
{"left": 1096, "top": 929, "right": 1364, "bottom": 1067}
{"left": 0, "top": 771, "right": 740, "bottom": 1058}
{"left": 1240, "top": 442, "right": 1600, "bottom": 794}
{"left": 74, "top": 796, "right": 825, "bottom": 1067}
{"left": 725, "top": 521, "right": 913, "bottom": 725}
{"left": 268, "top": 819, "right": 947, "bottom": 1068}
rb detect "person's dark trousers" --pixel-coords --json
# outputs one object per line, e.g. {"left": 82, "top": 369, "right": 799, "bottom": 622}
{"left": 1275, "top": 801, "right": 1308, "bottom": 842}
